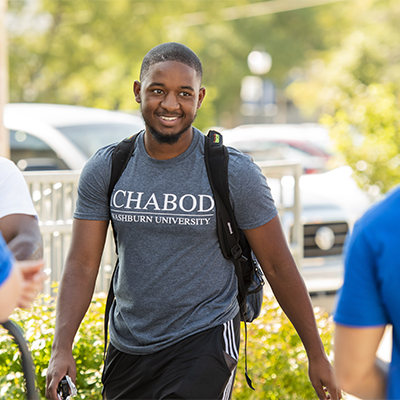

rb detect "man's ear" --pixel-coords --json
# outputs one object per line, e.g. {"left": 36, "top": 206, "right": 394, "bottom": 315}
{"left": 133, "top": 80, "right": 141, "bottom": 103}
{"left": 197, "top": 87, "right": 206, "bottom": 110}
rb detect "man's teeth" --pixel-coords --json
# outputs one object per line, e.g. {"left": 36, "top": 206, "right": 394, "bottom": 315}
{"left": 161, "top": 116, "right": 177, "bottom": 121}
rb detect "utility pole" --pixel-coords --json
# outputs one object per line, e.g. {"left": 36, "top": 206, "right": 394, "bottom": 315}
{"left": 0, "top": 0, "right": 9, "bottom": 158}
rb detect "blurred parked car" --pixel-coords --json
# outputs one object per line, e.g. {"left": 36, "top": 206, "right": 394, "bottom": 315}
{"left": 4, "top": 103, "right": 144, "bottom": 171}
{"left": 222, "top": 123, "right": 334, "bottom": 174}
{"left": 223, "top": 124, "right": 371, "bottom": 292}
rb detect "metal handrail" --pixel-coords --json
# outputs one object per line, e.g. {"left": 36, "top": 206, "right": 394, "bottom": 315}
{"left": 0, "top": 320, "right": 39, "bottom": 400}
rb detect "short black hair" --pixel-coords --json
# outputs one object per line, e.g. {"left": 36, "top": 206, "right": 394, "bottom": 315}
{"left": 140, "top": 42, "right": 203, "bottom": 82}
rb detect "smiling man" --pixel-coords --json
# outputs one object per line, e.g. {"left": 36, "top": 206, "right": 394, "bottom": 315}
{"left": 135, "top": 58, "right": 204, "bottom": 148}
{"left": 45, "top": 42, "right": 340, "bottom": 400}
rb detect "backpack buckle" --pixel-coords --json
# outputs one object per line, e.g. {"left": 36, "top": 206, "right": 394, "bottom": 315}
{"left": 231, "top": 244, "right": 247, "bottom": 261}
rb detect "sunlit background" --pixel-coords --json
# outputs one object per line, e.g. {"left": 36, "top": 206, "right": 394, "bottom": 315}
{"left": 2, "top": 0, "right": 400, "bottom": 196}
{"left": 0, "top": 2, "right": 398, "bottom": 398}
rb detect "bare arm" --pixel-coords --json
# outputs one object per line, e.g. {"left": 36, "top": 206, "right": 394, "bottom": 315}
{"left": 45, "top": 218, "right": 109, "bottom": 400}
{"left": 244, "top": 215, "right": 341, "bottom": 400}
{"left": 0, "top": 214, "right": 43, "bottom": 260}
{"left": 0, "top": 258, "right": 46, "bottom": 318}
{"left": 334, "top": 324, "right": 388, "bottom": 399}
{"left": 0, "top": 264, "right": 22, "bottom": 321}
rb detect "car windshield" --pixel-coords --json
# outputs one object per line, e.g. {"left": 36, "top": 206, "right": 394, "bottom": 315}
{"left": 57, "top": 123, "right": 143, "bottom": 157}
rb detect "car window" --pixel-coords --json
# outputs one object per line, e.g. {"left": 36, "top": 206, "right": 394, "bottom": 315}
{"left": 58, "top": 123, "right": 143, "bottom": 158}
{"left": 9, "top": 130, "right": 69, "bottom": 171}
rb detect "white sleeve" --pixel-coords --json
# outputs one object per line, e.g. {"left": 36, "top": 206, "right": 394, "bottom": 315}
{"left": 0, "top": 157, "right": 38, "bottom": 220}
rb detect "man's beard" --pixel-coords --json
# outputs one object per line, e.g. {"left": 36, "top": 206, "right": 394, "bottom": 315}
{"left": 142, "top": 109, "right": 197, "bottom": 145}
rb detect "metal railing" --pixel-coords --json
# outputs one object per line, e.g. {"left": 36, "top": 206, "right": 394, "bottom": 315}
{"left": 23, "top": 163, "right": 302, "bottom": 295}
{"left": 257, "top": 160, "right": 303, "bottom": 266}
{"left": 23, "top": 170, "right": 116, "bottom": 295}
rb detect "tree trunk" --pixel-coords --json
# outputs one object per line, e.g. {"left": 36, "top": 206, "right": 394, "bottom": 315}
{"left": 0, "top": 0, "right": 9, "bottom": 158}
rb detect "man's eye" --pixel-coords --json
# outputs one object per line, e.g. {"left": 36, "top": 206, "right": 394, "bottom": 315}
{"left": 180, "top": 92, "right": 191, "bottom": 97}
{"left": 153, "top": 89, "right": 163, "bottom": 94}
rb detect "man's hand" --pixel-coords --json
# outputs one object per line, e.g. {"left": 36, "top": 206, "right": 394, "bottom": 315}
{"left": 45, "top": 348, "right": 77, "bottom": 400}
{"left": 308, "top": 355, "right": 342, "bottom": 400}
{"left": 16, "top": 259, "right": 47, "bottom": 308}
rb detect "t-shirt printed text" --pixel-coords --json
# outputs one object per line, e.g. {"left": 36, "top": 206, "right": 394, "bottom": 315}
{"left": 111, "top": 190, "right": 214, "bottom": 226}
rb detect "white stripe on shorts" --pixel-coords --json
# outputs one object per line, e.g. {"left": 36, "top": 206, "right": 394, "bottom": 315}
{"left": 222, "top": 318, "right": 239, "bottom": 400}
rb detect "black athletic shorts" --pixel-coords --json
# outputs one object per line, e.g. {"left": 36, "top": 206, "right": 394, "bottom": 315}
{"left": 102, "top": 313, "right": 240, "bottom": 400}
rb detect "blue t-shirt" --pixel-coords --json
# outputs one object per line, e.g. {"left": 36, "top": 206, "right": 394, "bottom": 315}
{"left": 334, "top": 185, "right": 400, "bottom": 399}
{"left": 0, "top": 233, "right": 13, "bottom": 287}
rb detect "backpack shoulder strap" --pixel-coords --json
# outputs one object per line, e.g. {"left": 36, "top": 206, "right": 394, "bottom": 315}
{"left": 204, "top": 130, "right": 247, "bottom": 299}
{"left": 108, "top": 133, "right": 140, "bottom": 201}
{"left": 204, "top": 131, "right": 245, "bottom": 259}
{"left": 104, "top": 132, "right": 140, "bottom": 359}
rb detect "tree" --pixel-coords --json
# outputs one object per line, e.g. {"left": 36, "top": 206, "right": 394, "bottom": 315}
{"left": 0, "top": 0, "right": 9, "bottom": 157}
{"left": 287, "top": 0, "right": 400, "bottom": 195}
{"left": 8, "top": 0, "right": 356, "bottom": 130}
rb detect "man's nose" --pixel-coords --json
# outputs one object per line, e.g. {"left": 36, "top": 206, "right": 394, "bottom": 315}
{"left": 161, "top": 93, "right": 179, "bottom": 111}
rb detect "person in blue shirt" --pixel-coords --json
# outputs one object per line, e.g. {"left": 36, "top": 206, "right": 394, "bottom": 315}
{"left": 334, "top": 185, "right": 400, "bottom": 399}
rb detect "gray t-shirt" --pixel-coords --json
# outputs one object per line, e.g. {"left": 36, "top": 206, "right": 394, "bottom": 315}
{"left": 74, "top": 128, "right": 277, "bottom": 354}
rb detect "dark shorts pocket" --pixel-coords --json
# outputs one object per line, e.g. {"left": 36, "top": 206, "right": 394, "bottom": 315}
{"left": 222, "top": 349, "right": 237, "bottom": 373}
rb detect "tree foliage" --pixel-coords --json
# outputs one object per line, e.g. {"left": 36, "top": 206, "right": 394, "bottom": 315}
{"left": 8, "top": 0, "right": 353, "bottom": 130}
{"left": 287, "top": 0, "right": 400, "bottom": 194}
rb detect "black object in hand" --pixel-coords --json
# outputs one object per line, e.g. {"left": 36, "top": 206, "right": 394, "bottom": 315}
{"left": 57, "top": 377, "right": 70, "bottom": 400}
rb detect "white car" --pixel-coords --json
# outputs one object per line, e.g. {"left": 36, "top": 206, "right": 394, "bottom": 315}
{"left": 221, "top": 123, "right": 334, "bottom": 174}
{"left": 223, "top": 124, "right": 371, "bottom": 293}
{"left": 4, "top": 103, "right": 145, "bottom": 171}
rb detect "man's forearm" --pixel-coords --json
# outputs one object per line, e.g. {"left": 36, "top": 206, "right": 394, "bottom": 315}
{"left": 245, "top": 218, "right": 327, "bottom": 357}
{"left": 267, "top": 267, "right": 326, "bottom": 357}
{"left": 52, "top": 261, "right": 99, "bottom": 351}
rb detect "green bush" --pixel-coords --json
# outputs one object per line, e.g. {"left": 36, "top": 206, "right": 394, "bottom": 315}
{"left": 234, "top": 295, "right": 334, "bottom": 400}
{"left": 0, "top": 294, "right": 334, "bottom": 399}
{"left": 0, "top": 292, "right": 106, "bottom": 399}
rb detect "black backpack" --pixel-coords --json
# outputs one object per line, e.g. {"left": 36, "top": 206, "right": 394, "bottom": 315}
{"left": 104, "top": 130, "right": 265, "bottom": 388}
